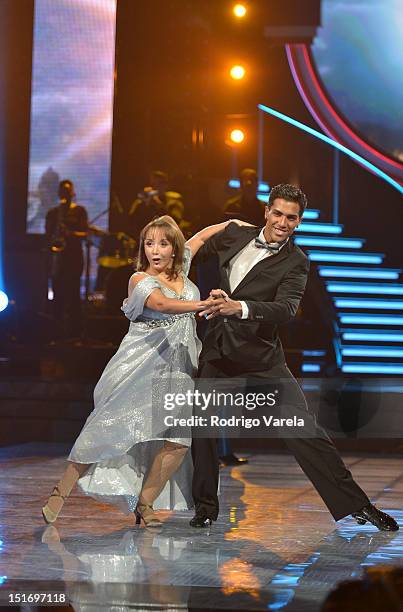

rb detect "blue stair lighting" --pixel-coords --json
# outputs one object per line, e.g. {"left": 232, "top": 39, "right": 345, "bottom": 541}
{"left": 341, "top": 364, "right": 403, "bottom": 375}
{"left": 301, "top": 349, "right": 327, "bottom": 374}
{"left": 256, "top": 105, "right": 403, "bottom": 376}
{"left": 307, "top": 251, "right": 383, "bottom": 264}
{"left": 295, "top": 236, "right": 364, "bottom": 249}
{"left": 326, "top": 282, "right": 403, "bottom": 295}
{"left": 302, "top": 209, "right": 320, "bottom": 220}
{"left": 341, "top": 329, "right": 403, "bottom": 343}
{"left": 339, "top": 314, "right": 403, "bottom": 325}
{"left": 302, "top": 363, "right": 321, "bottom": 373}
{"left": 303, "top": 350, "right": 327, "bottom": 357}
{"left": 296, "top": 223, "right": 343, "bottom": 234}
{"left": 228, "top": 179, "right": 269, "bottom": 191}
{"left": 297, "top": 208, "right": 403, "bottom": 376}
{"left": 341, "top": 346, "right": 403, "bottom": 358}
{"left": 334, "top": 298, "right": 403, "bottom": 310}
{"left": 318, "top": 267, "right": 400, "bottom": 280}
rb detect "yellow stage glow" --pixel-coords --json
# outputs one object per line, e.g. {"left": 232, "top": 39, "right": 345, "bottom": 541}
{"left": 233, "top": 4, "right": 247, "bottom": 18}
{"left": 230, "top": 129, "right": 245, "bottom": 144}
{"left": 230, "top": 65, "right": 246, "bottom": 80}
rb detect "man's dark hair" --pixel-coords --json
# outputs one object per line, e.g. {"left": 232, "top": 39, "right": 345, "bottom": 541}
{"left": 268, "top": 183, "right": 307, "bottom": 217}
{"left": 58, "top": 179, "right": 74, "bottom": 199}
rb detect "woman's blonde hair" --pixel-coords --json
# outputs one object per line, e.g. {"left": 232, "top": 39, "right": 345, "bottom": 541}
{"left": 136, "top": 215, "right": 185, "bottom": 280}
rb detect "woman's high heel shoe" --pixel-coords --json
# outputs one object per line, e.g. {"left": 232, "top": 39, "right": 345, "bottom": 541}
{"left": 42, "top": 486, "right": 66, "bottom": 524}
{"left": 134, "top": 503, "right": 163, "bottom": 528}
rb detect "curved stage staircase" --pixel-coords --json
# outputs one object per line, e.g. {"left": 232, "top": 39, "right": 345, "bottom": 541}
{"left": 294, "top": 208, "right": 403, "bottom": 376}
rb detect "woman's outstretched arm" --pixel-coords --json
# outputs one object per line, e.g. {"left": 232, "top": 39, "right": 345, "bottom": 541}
{"left": 185, "top": 219, "right": 253, "bottom": 258}
{"left": 128, "top": 274, "right": 214, "bottom": 315}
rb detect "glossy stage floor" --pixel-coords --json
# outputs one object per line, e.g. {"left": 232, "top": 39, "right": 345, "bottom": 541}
{"left": 0, "top": 444, "right": 402, "bottom": 611}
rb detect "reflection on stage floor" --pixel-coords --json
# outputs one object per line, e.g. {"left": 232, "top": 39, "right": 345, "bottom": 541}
{"left": 0, "top": 443, "right": 402, "bottom": 611}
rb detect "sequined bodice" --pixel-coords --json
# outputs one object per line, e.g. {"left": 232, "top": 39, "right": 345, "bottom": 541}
{"left": 121, "top": 246, "right": 199, "bottom": 324}
{"left": 139, "top": 274, "right": 199, "bottom": 323}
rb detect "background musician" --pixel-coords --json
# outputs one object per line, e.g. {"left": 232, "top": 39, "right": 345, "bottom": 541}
{"left": 128, "top": 170, "right": 191, "bottom": 240}
{"left": 45, "top": 179, "right": 88, "bottom": 342}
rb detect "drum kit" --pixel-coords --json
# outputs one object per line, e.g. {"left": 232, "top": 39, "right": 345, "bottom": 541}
{"left": 86, "top": 228, "right": 137, "bottom": 312}
{"left": 96, "top": 231, "right": 136, "bottom": 269}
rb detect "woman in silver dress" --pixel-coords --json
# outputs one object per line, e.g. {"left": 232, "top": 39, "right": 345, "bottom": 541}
{"left": 42, "top": 215, "right": 245, "bottom": 527}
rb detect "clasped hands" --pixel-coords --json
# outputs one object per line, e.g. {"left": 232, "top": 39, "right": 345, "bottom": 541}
{"left": 198, "top": 218, "right": 251, "bottom": 320}
{"left": 199, "top": 289, "right": 242, "bottom": 320}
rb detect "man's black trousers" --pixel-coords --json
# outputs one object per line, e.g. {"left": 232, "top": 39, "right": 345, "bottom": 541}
{"left": 191, "top": 359, "right": 369, "bottom": 521}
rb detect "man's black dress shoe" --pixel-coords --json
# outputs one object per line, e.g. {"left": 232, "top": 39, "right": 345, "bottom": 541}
{"left": 219, "top": 453, "right": 249, "bottom": 467}
{"left": 189, "top": 514, "right": 213, "bottom": 528}
{"left": 352, "top": 503, "right": 398, "bottom": 531}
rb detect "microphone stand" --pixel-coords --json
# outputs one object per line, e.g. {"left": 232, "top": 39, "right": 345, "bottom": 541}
{"left": 81, "top": 202, "right": 115, "bottom": 344}
{"left": 84, "top": 237, "right": 92, "bottom": 303}
{"left": 81, "top": 195, "right": 124, "bottom": 344}
{"left": 84, "top": 205, "right": 112, "bottom": 304}
{"left": 79, "top": 234, "right": 94, "bottom": 346}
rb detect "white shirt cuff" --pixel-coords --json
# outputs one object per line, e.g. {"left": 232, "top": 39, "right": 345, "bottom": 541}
{"left": 240, "top": 301, "right": 249, "bottom": 319}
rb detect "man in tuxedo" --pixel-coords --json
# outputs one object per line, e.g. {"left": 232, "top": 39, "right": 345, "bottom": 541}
{"left": 190, "top": 183, "right": 398, "bottom": 532}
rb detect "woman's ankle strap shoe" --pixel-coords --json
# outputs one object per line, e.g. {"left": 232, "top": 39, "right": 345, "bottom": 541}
{"left": 135, "top": 503, "right": 163, "bottom": 528}
{"left": 42, "top": 486, "right": 66, "bottom": 524}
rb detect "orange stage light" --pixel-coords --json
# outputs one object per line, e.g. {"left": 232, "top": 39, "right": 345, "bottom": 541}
{"left": 230, "top": 64, "right": 246, "bottom": 80}
{"left": 230, "top": 129, "right": 245, "bottom": 144}
{"left": 233, "top": 4, "right": 247, "bottom": 18}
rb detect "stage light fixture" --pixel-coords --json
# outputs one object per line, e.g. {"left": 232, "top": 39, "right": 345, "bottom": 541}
{"left": 229, "top": 129, "right": 245, "bottom": 144}
{"left": 233, "top": 4, "right": 247, "bottom": 18}
{"left": 0, "top": 290, "right": 9, "bottom": 313}
{"left": 230, "top": 64, "right": 246, "bottom": 80}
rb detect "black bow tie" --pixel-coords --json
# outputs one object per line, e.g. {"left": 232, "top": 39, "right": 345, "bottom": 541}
{"left": 254, "top": 237, "right": 282, "bottom": 253}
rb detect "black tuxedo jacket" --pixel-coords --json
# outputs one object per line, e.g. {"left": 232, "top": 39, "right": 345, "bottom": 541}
{"left": 196, "top": 222, "right": 310, "bottom": 371}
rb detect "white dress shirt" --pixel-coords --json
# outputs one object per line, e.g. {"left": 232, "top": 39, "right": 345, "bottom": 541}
{"left": 226, "top": 228, "right": 288, "bottom": 319}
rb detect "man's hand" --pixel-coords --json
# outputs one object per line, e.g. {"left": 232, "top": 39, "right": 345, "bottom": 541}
{"left": 199, "top": 293, "right": 243, "bottom": 319}
{"left": 209, "top": 289, "right": 229, "bottom": 300}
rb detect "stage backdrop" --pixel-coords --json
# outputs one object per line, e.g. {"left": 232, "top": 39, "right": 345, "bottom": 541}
{"left": 26, "top": 0, "right": 117, "bottom": 234}
{"left": 312, "top": 0, "right": 403, "bottom": 162}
